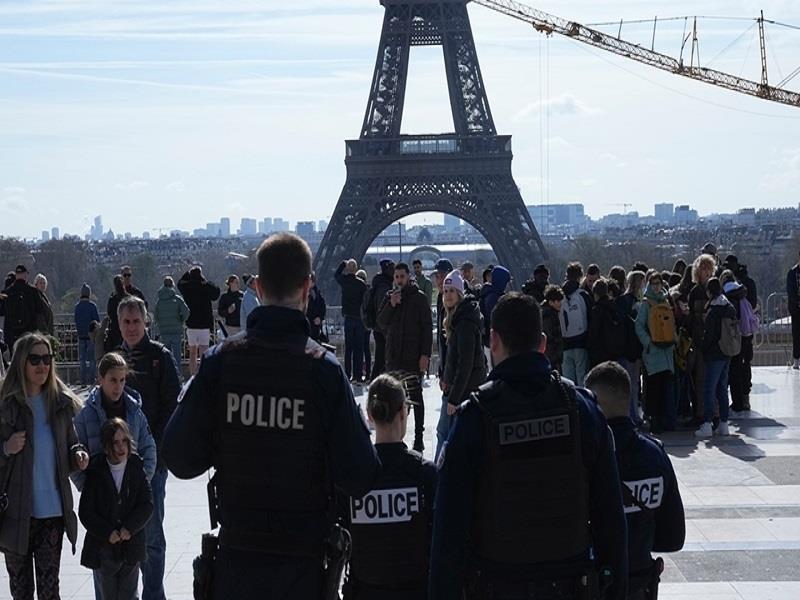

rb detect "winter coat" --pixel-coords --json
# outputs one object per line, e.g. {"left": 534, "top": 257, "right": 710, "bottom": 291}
{"left": 541, "top": 301, "right": 563, "bottom": 368}
{"left": 2, "top": 280, "right": 48, "bottom": 340}
{"left": 478, "top": 266, "right": 510, "bottom": 347}
{"left": 178, "top": 272, "right": 221, "bottom": 330}
{"left": 74, "top": 299, "right": 100, "bottom": 340}
{"left": 442, "top": 297, "right": 486, "bottom": 406}
{"left": 416, "top": 273, "right": 434, "bottom": 306}
{"left": 117, "top": 334, "right": 181, "bottom": 453}
{"left": 72, "top": 387, "right": 157, "bottom": 490}
{"left": 154, "top": 286, "right": 190, "bottom": 337}
{"left": 0, "top": 390, "right": 85, "bottom": 555}
{"left": 240, "top": 287, "right": 259, "bottom": 327}
{"left": 79, "top": 453, "right": 153, "bottom": 569}
{"left": 522, "top": 279, "right": 548, "bottom": 304}
{"left": 335, "top": 262, "right": 368, "bottom": 319}
{"left": 635, "top": 287, "right": 675, "bottom": 376}
{"left": 217, "top": 290, "right": 244, "bottom": 328}
{"left": 787, "top": 264, "right": 800, "bottom": 312}
{"left": 688, "top": 283, "right": 708, "bottom": 348}
{"left": 702, "top": 296, "right": 737, "bottom": 360}
{"left": 376, "top": 282, "right": 433, "bottom": 373}
{"left": 365, "top": 272, "right": 393, "bottom": 333}
{"left": 37, "top": 291, "right": 54, "bottom": 335}
{"left": 306, "top": 286, "right": 327, "bottom": 342}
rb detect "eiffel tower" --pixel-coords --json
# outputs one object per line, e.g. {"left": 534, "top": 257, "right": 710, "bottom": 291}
{"left": 314, "top": 0, "right": 547, "bottom": 293}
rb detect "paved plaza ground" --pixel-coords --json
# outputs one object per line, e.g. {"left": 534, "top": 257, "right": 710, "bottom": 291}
{"left": 2, "top": 366, "right": 800, "bottom": 599}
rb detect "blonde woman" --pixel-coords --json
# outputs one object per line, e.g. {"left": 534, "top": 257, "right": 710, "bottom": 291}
{"left": 436, "top": 270, "right": 486, "bottom": 461}
{"left": 0, "top": 332, "right": 89, "bottom": 600}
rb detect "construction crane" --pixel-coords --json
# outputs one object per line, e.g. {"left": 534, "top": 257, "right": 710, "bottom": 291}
{"left": 472, "top": 0, "right": 800, "bottom": 108}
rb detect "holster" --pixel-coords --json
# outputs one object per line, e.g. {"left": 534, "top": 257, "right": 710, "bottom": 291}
{"left": 628, "top": 557, "right": 663, "bottom": 600}
{"left": 192, "top": 532, "right": 219, "bottom": 600}
{"left": 322, "top": 523, "right": 352, "bottom": 600}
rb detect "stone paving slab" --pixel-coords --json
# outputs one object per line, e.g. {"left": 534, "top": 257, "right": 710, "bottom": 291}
{"left": 2, "top": 367, "right": 800, "bottom": 599}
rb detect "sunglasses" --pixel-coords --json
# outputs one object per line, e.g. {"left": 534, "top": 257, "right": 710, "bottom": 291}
{"left": 122, "top": 273, "right": 132, "bottom": 278}
{"left": 27, "top": 353, "right": 53, "bottom": 366}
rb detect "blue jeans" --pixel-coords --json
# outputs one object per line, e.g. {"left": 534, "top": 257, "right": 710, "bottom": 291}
{"left": 435, "top": 394, "right": 451, "bottom": 462}
{"left": 78, "top": 338, "right": 96, "bottom": 385}
{"left": 141, "top": 465, "right": 168, "bottom": 600}
{"left": 703, "top": 359, "right": 730, "bottom": 424}
{"left": 344, "top": 316, "right": 365, "bottom": 380}
{"left": 160, "top": 334, "right": 183, "bottom": 370}
{"left": 562, "top": 348, "right": 589, "bottom": 386}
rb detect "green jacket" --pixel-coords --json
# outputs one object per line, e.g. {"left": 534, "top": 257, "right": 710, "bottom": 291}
{"left": 154, "top": 286, "right": 190, "bottom": 336}
{"left": 635, "top": 287, "right": 675, "bottom": 376}
{"left": 416, "top": 273, "right": 433, "bottom": 305}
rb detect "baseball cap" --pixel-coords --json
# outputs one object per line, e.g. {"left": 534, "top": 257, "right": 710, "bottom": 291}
{"left": 724, "top": 254, "right": 739, "bottom": 267}
{"left": 14, "top": 264, "right": 28, "bottom": 274}
{"left": 435, "top": 258, "right": 453, "bottom": 274}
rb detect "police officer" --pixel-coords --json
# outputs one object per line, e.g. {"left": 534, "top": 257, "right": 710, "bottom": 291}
{"left": 430, "top": 292, "right": 628, "bottom": 600}
{"left": 162, "top": 233, "right": 380, "bottom": 599}
{"left": 585, "top": 361, "right": 685, "bottom": 600}
{"left": 344, "top": 374, "right": 437, "bottom": 600}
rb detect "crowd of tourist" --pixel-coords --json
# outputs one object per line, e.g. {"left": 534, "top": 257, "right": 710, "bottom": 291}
{"left": 0, "top": 240, "right": 794, "bottom": 599}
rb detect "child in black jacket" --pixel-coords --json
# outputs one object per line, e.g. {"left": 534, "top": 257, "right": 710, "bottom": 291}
{"left": 79, "top": 418, "right": 154, "bottom": 600}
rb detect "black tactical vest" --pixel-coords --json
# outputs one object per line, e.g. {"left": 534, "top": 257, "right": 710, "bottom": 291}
{"left": 348, "top": 448, "right": 430, "bottom": 588}
{"left": 215, "top": 335, "right": 330, "bottom": 553}
{"left": 473, "top": 372, "right": 591, "bottom": 565}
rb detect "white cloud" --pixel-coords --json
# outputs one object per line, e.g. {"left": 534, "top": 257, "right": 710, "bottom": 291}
{"left": 514, "top": 93, "right": 602, "bottom": 121}
{"left": 114, "top": 181, "right": 149, "bottom": 191}
{"left": 165, "top": 181, "right": 185, "bottom": 193}
{"left": 2, "top": 186, "right": 26, "bottom": 195}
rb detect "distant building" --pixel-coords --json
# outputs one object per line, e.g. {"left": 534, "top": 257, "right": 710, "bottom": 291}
{"left": 273, "top": 218, "right": 290, "bottom": 232}
{"left": 296, "top": 221, "right": 316, "bottom": 238}
{"left": 318, "top": 220, "right": 328, "bottom": 233}
{"left": 527, "top": 204, "right": 587, "bottom": 233}
{"left": 41, "top": 230, "right": 50, "bottom": 242}
{"left": 654, "top": 203, "right": 674, "bottom": 224}
{"left": 51, "top": 227, "right": 60, "bottom": 240}
{"left": 143, "top": 231, "right": 151, "bottom": 240}
{"left": 220, "top": 217, "right": 231, "bottom": 238}
{"left": 91, "top": 215, "right": 104, "bottom": 241}
{"left": 735, "top": 208, "right": 756, "bottom": 227}
{"left": 444, "top": 214, "right": 460, "bottom": 233}
{"left": 206, "top": 223, "right": 222, "bottom": 238}
{"left": 674, "top": 205, "right": 699, "bottom": 226}
{"left": 240, "top": 218, "right": 258, "bottom": 236}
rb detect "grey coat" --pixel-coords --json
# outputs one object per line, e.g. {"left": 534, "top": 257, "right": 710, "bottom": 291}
{"left": 0, "top": 390, "right": 85, "bottom": 556}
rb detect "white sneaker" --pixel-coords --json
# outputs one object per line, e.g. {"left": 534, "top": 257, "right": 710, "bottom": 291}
{"left": 695, "top": 422, "right": 713, "bottom": 438}
{"left": 716, "top": 421, "right": 730, "bottom": 436}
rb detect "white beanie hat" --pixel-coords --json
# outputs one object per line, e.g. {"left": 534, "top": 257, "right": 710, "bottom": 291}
{"left": 443, "top": 270, "right": 465, "bottom": 294}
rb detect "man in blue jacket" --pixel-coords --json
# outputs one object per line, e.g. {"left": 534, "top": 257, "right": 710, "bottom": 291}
{"left": 74, "top": 283, "right": 101, "bottom": 385}
{"left": 586, "top": 361, "right": 685, "bottom": 600}
{"left": 430, "top": 292, "right": 628, "bottom": 600}
{"left": 163, "top": 233, "right": 380, "bottom": 599}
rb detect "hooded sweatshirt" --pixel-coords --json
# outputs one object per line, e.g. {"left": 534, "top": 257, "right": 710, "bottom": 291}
{"left": 478, "top": 266, "right": 510, "bottom": 347}
{"left": 635, "top": 286, "right": 675, "bottom": 376}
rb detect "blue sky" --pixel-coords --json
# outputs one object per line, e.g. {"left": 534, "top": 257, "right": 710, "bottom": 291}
{"left": 1, "top": 0, "right": 800, "bottom": 239}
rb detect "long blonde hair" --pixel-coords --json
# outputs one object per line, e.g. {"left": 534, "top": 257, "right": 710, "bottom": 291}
{"left": 0, "top": 332, "right": 81, "bottom": 423}
{"left": 442, "top": 288, "right": 465, "bottom": 338}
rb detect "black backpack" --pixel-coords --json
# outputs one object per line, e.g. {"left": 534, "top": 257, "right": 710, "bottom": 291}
{"left": 601, "top": 305, "right": 628, "bottom": 359}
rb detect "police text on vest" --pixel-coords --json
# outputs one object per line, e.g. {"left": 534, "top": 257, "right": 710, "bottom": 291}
{"left": 623, "top": 477, "right": 664, "bottom": 513}
{"left": 499, "top": 414, "right": 570, "bottom": 445}
{"left": 351, "top": 488, "right": 420, "bottom": 524}
{"left": 226, "top": 393, "right": 305, "bottom": 430}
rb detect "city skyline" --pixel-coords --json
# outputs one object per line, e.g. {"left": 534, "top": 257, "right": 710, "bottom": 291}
{"left": 2, "top": 0, "right": 800, "bottom": 239}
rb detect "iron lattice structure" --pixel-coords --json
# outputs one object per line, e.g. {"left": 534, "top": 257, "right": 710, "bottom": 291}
{"left": 315, "top": 0, "right": 547, "bottom": 294}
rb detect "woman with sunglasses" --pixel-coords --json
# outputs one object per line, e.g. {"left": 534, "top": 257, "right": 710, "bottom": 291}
{"left": 0, "top": 332, "right": 89, "bottom": 600}
{"left": 343, "top": 374, "right": 437, "bottom": 600}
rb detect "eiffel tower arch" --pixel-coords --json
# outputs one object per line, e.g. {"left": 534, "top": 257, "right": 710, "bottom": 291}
{"left": 314, "top": 0, "right": 547, "bottom": 294}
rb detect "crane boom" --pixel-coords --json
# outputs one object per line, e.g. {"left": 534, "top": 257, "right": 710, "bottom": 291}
{"left": 472, "top": 0, "right": 800, "bottom": 108}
